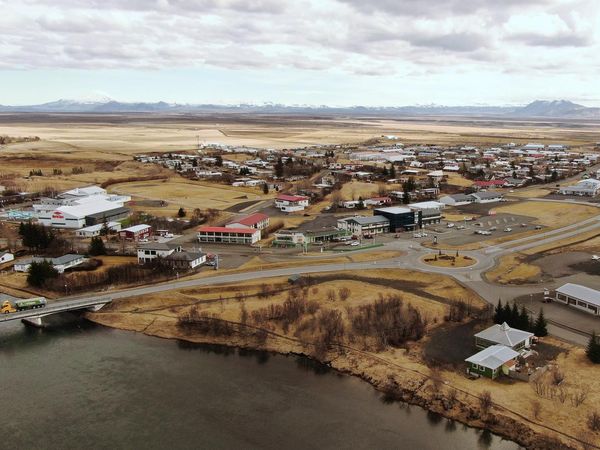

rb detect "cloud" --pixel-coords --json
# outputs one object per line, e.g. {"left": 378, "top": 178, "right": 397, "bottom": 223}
{"left": 508, "top": 31, "right": 592, "bottom": 47}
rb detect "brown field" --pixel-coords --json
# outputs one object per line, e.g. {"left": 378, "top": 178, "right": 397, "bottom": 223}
{"left": 494, "top": 201, "right": 599, "bottom": 227}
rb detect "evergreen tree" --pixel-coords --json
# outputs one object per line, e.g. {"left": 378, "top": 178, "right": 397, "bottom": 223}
{"left": 382, "top": 166, "right": 389, "bottom": 177}
{"left": 215, "top": 155, "right": 223, "bottom": 166}
{"left": 27, "top": 260, "right": 58, "bottom": 288}
{"left": 493, "top": 299, "right": 503, "bottom": 324}
{"left": 502, "top": 303, "right": 512, "bottom": 325}
{"left": 518, "top": 305, "right": 530, "bottom": 331}
{"left": 88, "top": 236, "right": 106, "bottom": 256}
{"left": 510, "top": 302, "right": 519, "bottom": 328}
{"left": 177, "top": 207, "right": 186, "bottom": 218}
{"left": 586, "top": 331, "right": 600, "bottom": 364}
{"left": 389, "top": 164, "right": 396, "bottom": 179}
{"left": 275, "top": 157, "right": 284, "bottom": 178}
{"left": 262, "top": 183, "right": 269, "bottom": 195}
{"left": 533, "top": 308, "right": 548, "bottom": 337}
{"left": 357, "top": 197, "right": 365, "bottom": 210}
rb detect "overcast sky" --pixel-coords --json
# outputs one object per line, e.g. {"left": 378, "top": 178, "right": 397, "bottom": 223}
{"left": 1, "top": 0, "right": 599, "bottom": 106}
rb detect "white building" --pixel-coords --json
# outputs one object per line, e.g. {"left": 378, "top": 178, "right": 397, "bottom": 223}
{"left": 275, "top": 194, "right": 310, "bottom": 212}
{"left": 197, "top": 226, "right": 261, "bottom": 245}
{"left": 470, "top": 191, "right": 503, "bottom": 203}
{"left": 439, "top": 194, "right": 474, "bottom": 206}
{"left": 559, "top": 179, "right": 600, "bottom": 197}
{"left": 75, "top": 221, "right": 122, "bottom": 238}
{"left": 0, "top": 251, "right": 15, "bottom": 264}
{"left": 555, "top": 283, "right": 600, "bottom": 316}
{"left": 226, "top": 213, "right": 270, "bottom": 230}
{"left": 272, "top": 230, "right": 307, "bottom": 247}
{"left": 337, "top": 215, "right": 389, "bottom": 236}
{"left": 137, "top": 243, "right": 182, "bottom": 264}
{"left": 14, "top": 254, "right": 85, "bottom": 273}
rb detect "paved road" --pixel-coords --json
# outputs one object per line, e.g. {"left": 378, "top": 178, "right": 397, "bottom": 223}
{"left": 59, "top": 202, "right": 600, "bottom": 346}
{"left": 0, "top": 298, "right": 111, "bottom": 324}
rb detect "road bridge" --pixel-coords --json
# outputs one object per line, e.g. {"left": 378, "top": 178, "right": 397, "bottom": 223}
{"left": 0, "top": 297, "right": 112, "bottom": 327}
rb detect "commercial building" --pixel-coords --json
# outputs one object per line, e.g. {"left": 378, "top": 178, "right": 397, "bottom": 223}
{"left": 14, "top": 254, "right": 85, "bottom": 273}
{"left": 439, "top": 194, "right": 474, "bottom": 206}
{"left": 408, "top": 201, "right": 445, "bottom": 225}
{"left": 275, "top": 194, "right": 309, "bottom": 212}
{"left": 272, "top": 230, "right": 307, "bottom": 247}
{"left": 337, "top": 215, "right": 389, "bottom": 236}
{"left": 559, "top": 179, "right": 600, "bottom": 197}
{"left": 75, "top": 221, "right": 121, "bottom": 238}
{"left": 555, "top": 283, "right": 600, "bottom": 316}
{"left": 137, "top": 243, "right": 182, "bottom": 264}
{"left": 474, "top": 322, "right": 533, "bottom": 351}
{"left": 470, "top": 191, "right": 504, "bottom": 203}
{"left": 197, "top": 226, "right": 261, "bottom": 245}
{"left": 226, "top": 213, "right": 270, "bottom": 230}
{"left": 119, "top": 224, "right": 152, "bottom": 241}
{"left": 165, "top": 251, "right": 206, "bottom": 270}
{"left": 465, "top": 345, "right": 520, "bottom": 380}
{"left": 373, "top": 206, "right": 420, "bottom": 231}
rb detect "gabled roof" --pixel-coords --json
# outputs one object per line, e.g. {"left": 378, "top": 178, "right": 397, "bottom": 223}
{"left": 230, "top": 213, "right": 269, "bottom": 226}
{"left": 341, "top": 215, "right": 389, "bottom": 225}
{"left": 556, "top": 283, "right": 600, "bottom": 307}
{"left": 472, "top": 191, "right": 503, "bottom": 199}
{"left": 276, "top": 194, "right": 308, "bottom": 202}
{"left": 475, "top": 322, "right": 533, "bottom": 347}
{"left": 465, "top": 344, "right": 520, "bottom": 370}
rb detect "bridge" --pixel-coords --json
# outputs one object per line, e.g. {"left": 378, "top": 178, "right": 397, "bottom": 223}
{"left": 0, "top": 297, "right": 112, "bottom": 327}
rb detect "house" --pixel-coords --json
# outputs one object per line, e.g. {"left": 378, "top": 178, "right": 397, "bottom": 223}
{"left": 120, "top": 224, "right": 152, "bottom": 241}
{"left": 137, "top": 243, "right": 182, "bottom": 264}
{"left": 558, "top": 179, "right": 600, "bottom": 197}
{"left": 197, "top": 226, "right": 261, "bottom": 245}
{"left": 272, "top": 230, "right": 307, "bottom": 247}
{"left": 0, "top": 251, "right": 15, "bottom": 264}
{"left": 439, "top": 194, "right": 474, "bottom": 206}
{"left": 275, "top": 194, "right": 309, "bottom": 212}
{"left": 165, "top": 251, "right": 206, "bottom": 270}
{"left": 474, "top": 322, "right": 533, "bottom": 351}
{"left": 470, "top": 191, "right": 503, "bottom": 203}
{"left": 465, "top": 345, "right": 520, "bottom": 379}
{"left": 226, "top": 213, "right": 270, "bottom": 230}
{"left": 337, "top": 215, "right": 390, "bottom": 236}
{"left": 555, "top": 283, "right": 600, "bottom": 316}
{"left": 365, "top": 196, "right": 392, "bottom": 207}
{"left": 14, "top": 254, "right": 85, "bottom": 273}
{"left": 75, "top": 221, "right": 121, "bottom": 238}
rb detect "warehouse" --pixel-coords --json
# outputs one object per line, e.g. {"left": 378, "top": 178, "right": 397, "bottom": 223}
{"left": 555, "top": 283, "right": 600, "bottom": 316}
{"left": 37, "top": 201, "right": 130, "bottom": 229}
{"left": 197, "top": 226, "right": 261, "bottom": 245}
{"left": 373, "top": 206, "right": 421, "bottom": 231}
{"left": 75, "top": 221, "right": 122, "bottom": 237}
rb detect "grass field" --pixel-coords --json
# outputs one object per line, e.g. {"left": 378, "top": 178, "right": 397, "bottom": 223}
{"left": 494, "top": 201, "right": 598, "bottom": 227}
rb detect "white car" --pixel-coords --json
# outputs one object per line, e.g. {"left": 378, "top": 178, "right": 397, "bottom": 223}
{"left": 504, "top": 227, "right": 512, "bottom": 232}
{"left": 350, "top": 241, "right": 360, "bottom": 246}
{"left": 413, "top": 233, "right": 422, "bottom": 238}
{"left": 456, "top": 225, "right": 465, "bottom": 230}
{"left": 592, "top": 255, "right": 600, "bottom": 261}
{"left": 447, "top": 223, "right": 455, "bottom": 228}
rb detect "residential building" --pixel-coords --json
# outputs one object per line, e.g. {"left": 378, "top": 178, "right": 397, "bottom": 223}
{"left": 555, "top": 283, "right": 600, "bottom": 316}
{"left": 465, "top": 345, "right": 520, "bottom": 379}
{"left": 120, "top": 224, "right": 152, "bottom": 241}
{"left": 337, "top": 215, "right": 390, "bottom": 236}
{"left": 474, "top": 322, "right": 533, "bottom": 351}
{"left": 275, "top": 194, "right": 309, "bottom": 212}
{"left": 14, "top": 254, "right": 85, "bottom": 273}
{"left": 558, "top": 179, "right": 600, "bottom": 197}
{"left": 165, "top": 251, "right": 206, "bottom": 270}
{"left": 137, "top": 243, "right": 182, "bottom": 264}
{"left": 0, "top": 251, "right": 15, "bottom": 265}
{"left": 226, "top": 213, "right": 270, "bottom": 230}
{"left": 197, "top": 226, "right": 261, "bottom": 245}
{"left": 75, "top": 221, "right": 121, "bottom": 238}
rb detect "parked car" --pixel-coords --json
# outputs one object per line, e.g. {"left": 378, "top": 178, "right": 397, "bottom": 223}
{"left": 520, "top": 223, "right": 527, "bottom": 227}
{"left": 456, "top": 225, "right": 465, "bottom": 230}
{"left": 535, "top": 225, "right": 542, "bottom": 230}
{"left": 350, "top": 241, "right": 360, "bottom": 246}
{"left": 489, "top": 226, "right": 497, "bottom": 231}
{"left": 446, "top": 223, "right": 455, "bottom": 228}
{"left": 413, "top": 233, "right": 422, "bottom": 238}
{"left": 504, "top": 227, "right": 512, "bottom": 232}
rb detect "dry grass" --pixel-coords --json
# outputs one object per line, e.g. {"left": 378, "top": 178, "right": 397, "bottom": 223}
{"left": 485, "top": 254, "right": 541, "bottom": 284}
{"left": 444, "top": 173, "right": 474, "bottom": 188}
{"left": 494, "top": 201, "right": 598, "bottom": 227}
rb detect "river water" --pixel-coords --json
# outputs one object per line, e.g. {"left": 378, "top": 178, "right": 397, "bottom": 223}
{"left": 0, "top": 318, "right": 521, "bottom": 450}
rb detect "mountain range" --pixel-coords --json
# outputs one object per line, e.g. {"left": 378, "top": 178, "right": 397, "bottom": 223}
{"left": 0, "top": 99, "right": 598, "bottom": 118}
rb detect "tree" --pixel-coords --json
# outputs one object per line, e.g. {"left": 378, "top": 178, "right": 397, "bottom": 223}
{"left": 518, "top": 305, "right": 530, "bottom": 331}
{"left": 502, "top": 302, "right": 512, "bottom": 325}
{"left": 262, "top": 183, "right": 269, "bottom": 195}
{"left": 389, "top": 164, "right": 396, "bottom": 179}
{"left": 510, "top": 302, "right": 519, "bottom": 328}
{"left": 88, "top": 236, "right": 106, "bottom": 256}
{"left": 533, "top": 308, "right": 548, "bottom": 337}
{"left": 177, "top": 207, "right": 186, "bottom": 218}
{"left": 586, "top": 331, "right": 600, "bottom": 364}
{"left": 479, "top": 390, "right": 493, "bottom": 416}
{"left": 215, "top": 155, "right": 223, "bottom": 166}
{"left": 27, "top": 260, "right": 58, "bottom": 288}
{"left": 357, "top": 196, "right": 365, "bottom": 210}
{"left": 551, "top": 170, "right": 558, "bottom": 182}
{"left": 493, "top": 299, "right": 504, "bottom": 324}
{"left": 275, "top": 157, "right": 284, "bottom": 178}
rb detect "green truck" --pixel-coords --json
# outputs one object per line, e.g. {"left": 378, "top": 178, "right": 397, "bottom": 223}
{"left": 1, "top": 297, "right": 47, "bottom": 314}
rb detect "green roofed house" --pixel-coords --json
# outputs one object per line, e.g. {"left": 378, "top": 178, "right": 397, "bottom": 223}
{"left": 474, "top": 322, "right": 533, "bottom": 351}
{"left": 465, "top": 345, "right": 520, "bottom": 379}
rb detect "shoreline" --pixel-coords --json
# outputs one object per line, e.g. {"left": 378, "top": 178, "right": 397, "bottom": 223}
{"left": 88, "top": 312, "right": 576, "bottom": 450}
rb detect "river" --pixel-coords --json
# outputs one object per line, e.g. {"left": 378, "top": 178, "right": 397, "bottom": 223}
{"left": 0, "top": 317, "right": 521, "bottom": 450}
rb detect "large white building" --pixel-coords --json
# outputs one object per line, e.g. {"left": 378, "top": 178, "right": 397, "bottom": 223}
{"left": 275, "top": 194, "right": 309, "bottom": 212}
{"left": 555, "top": 283, "right": 600, "bottom": 316}
{"left": 559, "top": 179, "right": 600, "bottom": 197}
{"left": 35, "top": 186, "right": 130, "bottom": 229}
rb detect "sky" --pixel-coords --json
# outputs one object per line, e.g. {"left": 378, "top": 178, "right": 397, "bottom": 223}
{"left": 1, "top": 0, "right": 599, "bottom": 106}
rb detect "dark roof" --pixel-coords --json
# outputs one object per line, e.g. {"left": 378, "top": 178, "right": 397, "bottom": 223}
{"left": 85, "top": 206, "right": 130, "bottom": 220}
{"left": 166, "top": 251, "right": 205, "bottom": 261}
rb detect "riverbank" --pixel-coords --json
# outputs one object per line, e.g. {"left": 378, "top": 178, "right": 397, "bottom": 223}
{"left": 86, "top": 270, "right": 596, "bottom": 449}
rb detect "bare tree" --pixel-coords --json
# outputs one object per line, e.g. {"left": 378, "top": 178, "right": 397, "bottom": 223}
{"left": 588, "top": 411, "right": 600, "bottom": 431}
{"left": 531, "top": 400, "right": 541, "bottom": 420}
{"left": 326, "top": 289, "right": 337, "bottom": 302}
{"left": 479, "top": 391, "right": 493, "bottom": 416}
{"left": 338, "top": 286, "right": 351, "bottom": 301}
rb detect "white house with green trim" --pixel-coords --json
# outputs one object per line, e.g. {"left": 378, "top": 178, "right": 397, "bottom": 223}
{"left": 465, "top": 345, "right": 520, "bottom": 379}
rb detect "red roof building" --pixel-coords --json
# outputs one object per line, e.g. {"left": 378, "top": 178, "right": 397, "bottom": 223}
{"left": 197, "top": 226, "right": 261, "bottom": 245}
{"left": 226, "top": 213, "right": 270, "bottom": 230}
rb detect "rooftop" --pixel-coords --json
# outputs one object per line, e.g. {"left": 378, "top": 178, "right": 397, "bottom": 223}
{"left": 556, "top": 283, "right": 600, "bottom": 307}
{"left": 465, "top": 344, "right": 520, "bottom": 370}
{"left": 198, "top": 226, "right": 259, "bottom": 234}
{"left": 374, "top": 206, "right": 413, "bottom": 214}
{"left": 475, "top": 322, "right": 533, "bottom": 347}
{"left": 229, "top": 212, "right": 269, "bottom": 226}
